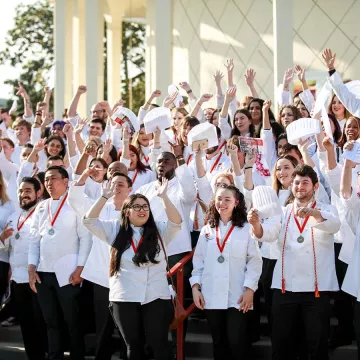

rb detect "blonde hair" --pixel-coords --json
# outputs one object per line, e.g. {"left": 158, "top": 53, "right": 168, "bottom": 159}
{"left": 0, "top": 170, "right": 10, "bottom": 204}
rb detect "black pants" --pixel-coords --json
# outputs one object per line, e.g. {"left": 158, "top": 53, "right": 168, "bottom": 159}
{"left": 36, "top": 272, "right": 84, "bottom": 360}
{"left": 354, "top": 301, "right": 360, "bottom": 360}
{"left": 332, "top": 243, "right": 354, "bottom": 341}
{"left": 110, "top": 299, "right": 173, "bottom": 360}
{"left": 271, "top": 290, "right": 330, "bottom": 360}
{"left": 0, "top": 260, "right": 9, "bottom": 299}
{"left": 204, "top": 308, "right": 249, "bottom": 360}
{"left": 12, "top": 281, "right": 47, "bottom": 360}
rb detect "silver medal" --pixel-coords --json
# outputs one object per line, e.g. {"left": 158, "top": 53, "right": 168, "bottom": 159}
{"left": 297, "top": 235, "right": 304, "bottom": 243}
{"left": 48, "top": 228, "right": 55, "bottom": 236}
{"left": 217, "top": 255, "right": 225, "bottom": 263}
{"left": 15, "top": 233, "right": 20, "bottom": 240}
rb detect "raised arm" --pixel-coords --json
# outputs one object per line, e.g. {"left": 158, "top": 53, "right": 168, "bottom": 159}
{"left": 16, "top": 82, "right": 33, "bottom": 119}
{"left": 63, "top": 123, "right": 77, "bottom": 158}
{"left": 244, "top": 68, "right": 259, "bottom": 98}
{"left": 340, "top": 158, "right": 354, "bottom": 200}
{"left": 322, "top": 137, "right": 337, "bottom": 171}
{"left": 224, "top": 58, "right": 234, "bottom": 87}
{"left": 227, "top": 143, "right": 242, "bottom": 176}
{"left": 68, "top": 85, "right": 87, "bottom": 118}
{"left": 189, "top": 93, "right": 213, "bottom": 118}
{"left": 73, "top": 118, "right": 88, "bottom": 154}
{"left": 74, "top": 147, "right": 91, "bottom": 176}
{"left": 298, "top": 139, "right": 315, "bottom": 168}
{"left": 179, "top": 81, "right": 197, "bottom": 102}
{"left": 243, "top": 152, "right": 256, "bottom": 190}
{"left": 194, "top": 147, "right": 206, "bottom": 178}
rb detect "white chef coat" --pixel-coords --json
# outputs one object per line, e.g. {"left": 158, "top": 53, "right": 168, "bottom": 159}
{"left": 82, "top": 217, "right": 181, "bottom": 303}
{"left": 0, "top": 200, "right": 16, "bottom": 263}
{"left": 137, "top": 164, "right": 196, "bottom": 256}
{"left": 28, "top": 192, "right": 92, "bottom": 272}
{"left": 256, "top": 202, "right": 340, "bottom": 292}
{"left": 2, "top": 207, "right": 37, "bottom": 283}
{"left": 340, "top": 190, "right": 360, "bottom": 301}
{"left": 190, "top": 221, "right": 262, "bottom": 309}
{"left": 128, "top": 168, "right": 156, "bottom": 194}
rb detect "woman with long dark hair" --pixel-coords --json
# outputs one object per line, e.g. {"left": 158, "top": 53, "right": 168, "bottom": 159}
{"left": 190, "top": 184, "right": 262, "bottom": 359}
{"left": 83, "top": 178, "right": 182, "bottom": 360}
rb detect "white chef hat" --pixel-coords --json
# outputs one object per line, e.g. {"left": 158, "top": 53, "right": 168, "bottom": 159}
{"left": 143, "top": 107, "right": 172, "bottom": 135}
{"left": 286, "top": 118, "right": 320, "bottom": 145}
{"left": 252, "top": 185, "right": 281, "bottom": 219}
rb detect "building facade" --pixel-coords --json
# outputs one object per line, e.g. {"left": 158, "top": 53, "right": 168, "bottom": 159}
{"left": 53, "top": 0, "right": 360, "bottom": 118}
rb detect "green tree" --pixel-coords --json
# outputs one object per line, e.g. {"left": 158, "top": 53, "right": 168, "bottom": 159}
{"left": 0, "top": 0, "right": 54, "bottom": 113}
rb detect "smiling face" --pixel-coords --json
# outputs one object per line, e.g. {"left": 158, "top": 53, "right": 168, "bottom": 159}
{"left": 44, "top": 169, "right": 68, "bottom": 198}
{"left": 296, "top": 103, "right": 310, "bottom": 118}
{"left": 172, "top": 110, "right": 186, "bottom": 130}
{"left": 14, "top": 125, "right": 31, "bottom": 144}
{"left": 18, "top": 182, "right": 39, "bottom": 210}
{"left": 277, "top": 138, "right": 288, "bottom": 155}
{"left": 292, "top": 175, "right": 317, "bottom": 202}
{"left": 331, "top": 96, "right": 346, "bottom": 120}
{"left": 280, "top": 108, "right": 295, "bottom": 128}
{"left": 52, "top": 124, "right": 65, "bottom": 138}
{"left": 137, "top": 127, "right": 151, "bottom": 147}
{"left": 215, "top": 188, "right": 238, "bottom": 220}
{"left": 89, "top": 121, "right": 104, "bottom": 137}
{"left": 46, "top": 139, "right": 63, "bottom": 157}
{"left": 249, "top": 101, "right": 262, "bottom": 124}
{"left": 345, "top": 118, "right": 360, "bottom": 141}
{"left": 180, "top": 124, "right": 192, "bottom": 146}
{"left": 127, "top": 197, "right": 150, "bottom": 227}
{"left": 111, "top": 174, "right": 132, "bottom": 197}
{"left": 275, "top": 158, "right": 295, "bottom": 189}
{"left": 234, "top": 112, "right": 251, "bottom": 135}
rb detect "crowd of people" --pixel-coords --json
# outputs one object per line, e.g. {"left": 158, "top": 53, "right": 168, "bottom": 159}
{"left": 0, "top": 47, "right": 360, "bottom": 360}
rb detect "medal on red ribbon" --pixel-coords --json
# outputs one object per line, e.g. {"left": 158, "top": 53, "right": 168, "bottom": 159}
{"left": 215, "top": 225, "right": 235, "bottom": 263}
{"left": 15, "top": 208, "right": 36, "bottom": 239}
{"left": 47, "top": 193, "right": 68, "bottom": 236}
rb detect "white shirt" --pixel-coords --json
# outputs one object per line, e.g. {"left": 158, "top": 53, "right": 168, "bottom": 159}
{"left": 0, "top": 200, "right": 16, "bottom": 263}
{"left": 340, "top": 190, "right": 360, "bottom": 301}
{"left": 2, "top": 207, "right": 37, "bottom": 283}
{"left": 28, "top": 192, "right": 92, "bottom": 272}
{"left": 82, "top": 217, "right": 181, "bottom": 303}
{"left": 190, "top": 221, "right": 262, "bottom": 309}
{"left": 137, "top": 164, "right": 197, "bottom": 256}
{"left": 128, "top": 168, "right": 156, "bottom": 194}
{"left": 256, "top": 202, "right": 340, "bottom": 292}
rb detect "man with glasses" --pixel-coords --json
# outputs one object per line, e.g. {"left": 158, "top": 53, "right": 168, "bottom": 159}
{"left": 28, "top": 166, "right": 92, "bottom": 360}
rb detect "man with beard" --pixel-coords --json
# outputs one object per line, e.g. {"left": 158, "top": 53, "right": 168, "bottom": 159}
{"left": 189, "top": 126, "right": 231, "bottom": 184}
{"left": 28, "top": 166, "right": 92, "bottom": 360}
{"left": 248, "top": 165, "right": 340, "bottom": 360}
{"left": 68, "top": 171, "right": 132, "bottom": 360}
{"left": 0, "top": 177, "right": 47, "bottom": 360}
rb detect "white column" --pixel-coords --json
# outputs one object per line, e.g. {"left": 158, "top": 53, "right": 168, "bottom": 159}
{"left": 146, "top": 0, "right": 172, "bottom": 100}
{"left": 54, "top": 0, "right": 73, "bottom": 119}
{"left": 273, "top": 0, "right": 293, "bottom": 113}
{"left": 106, "top": 3, "right": 122, "bottom": 105}
{"left": 85, "top": 0, "right": 104, "bottom": 112}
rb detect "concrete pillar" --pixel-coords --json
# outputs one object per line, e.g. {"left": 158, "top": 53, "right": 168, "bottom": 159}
{"left": 273, "top": 0, "right": 293, "bottom": 113}
{"left": 146, "top": 0, "right": 172, "bottom": 100}
{"left": 54, "top": 0, "right": 74, "bottom": 119}
{"left": 106, "top": 2, "right": 122, "bottom": 105}
{"left": 85, "top": 0, "right": 104, "bottom": 112}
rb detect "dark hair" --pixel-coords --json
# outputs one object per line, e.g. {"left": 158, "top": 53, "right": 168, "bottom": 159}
{"left": 292, "top": 164, "right": 318, "bottom": 186}
{"left": 209, "top": 109, "right": 220, "bottom": 124}
{"left": 272, "top": 155, "right": 299, "bottom": 196}
{"left": 23, "top": 143, "right": 34, "bottom": 150}
{"left": 0, "top": 108, "right": 9, "bottom": 114}
{"left": 339, "top": 116, "right": 360, "bottom": 149}
{"left": 89, "top": 157, "right": 109, "bottom": 181}
{"left": 151, "top": 104, "right": 160, "bottom": 108}
{"left": 117, "top": 145, "right": 148, "bottom": 173}
{"left": 20, "top": 176, "right": 41, "bottom": 193}
{"left": 275, "top": 133, "right": 288, "bottom": 150}
{"left": 279, "top": 143, "right": 302, "bottom": 160}
{"left": 207, "top": 185, "right": 247, "bottom": 228}
{"left": 35, "top": 172, "right": 50, "bottom": 199}
{"left": 270, "top": 121, "right": 285, "bottom": 141}
{"left": 247, "top": 98, "right": 275, "bottom": 138}
{"left": 215, "top": 126, "right": 221, "bottom": 139}
{"left": 91, "top": 118, "right": 106, "bottom": 131}
{"left": 96, "top": 143, "right": 118, "bottom": 164}
{"left": 327, "top": 113, "right": 342, "bottom": 145}
{"left": 46, "top": 155, "right": 64, "bottom": 168}
{"left": 45, "top": 165, "right": 69, "bottom": 179}
{"left": 277, "top": 105, "right": 301, "bottom": 127}
{"left": 231, "top": 109, "right": 255, "bottom": 137}
{"left": 111, "top": 172, "right": 133, "bottom": 188}
{"left": 109, "top": 194, "right": 160, "bottom": 275}
{"left": 328, "top": 94, "right": 351, "bottom": 120}
{"left": 44, "top": 135, "right": 66, "bottom": 159}
{"left": 0, "top": 137, "right": 15, "bottom": 149}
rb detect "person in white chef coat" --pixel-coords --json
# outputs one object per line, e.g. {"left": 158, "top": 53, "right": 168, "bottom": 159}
{"left": 249, "top": 164, "right": 340, "bottom": 360}
{"left": 0, "top": 177, "right": 47, "bottom": 360}
{"left": 190, "top": 184, "right": 262, "bottom": 360}
{"left": 68, "top": 171, "right": 133, "bottom": 360}
{"left": 82, "top": 177, "right": 182, "bottom": 360}
{"left": 28, "top": 165, "right": 92, "bottom": 360}
{"left": 340, "top": 158, "right": 360, "bottom": 358}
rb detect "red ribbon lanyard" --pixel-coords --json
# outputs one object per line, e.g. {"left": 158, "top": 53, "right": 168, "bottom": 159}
{"left": 215, "top": 225, "right": 235, "bottom": 253}
{"left": 132, "top": 171, "right": 138, "bottom": 183}
{"left": 17, "top": 208, "right": 36, "bottom": 232}
{"left": 186, "top": 153, "right": 193, "bottom": 165}
{"left": 209, "top": 153, "right": 223, "bottom": 174}
{"left": 143, "top": 156, "right": 149, "bottom": 164}
{"left": 47, "top": 193, "right": 68, "bottom": 227}
{"left": 131, "top": 237, "right": 143, "bottom": 253}
{"left": 293, "top": 201, "right": 317, "bottom": 235}
{"left": 218, "top": 140, "right": 226, "bottom": 151}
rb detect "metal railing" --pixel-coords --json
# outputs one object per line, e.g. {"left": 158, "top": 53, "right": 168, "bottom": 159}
{"left": 167, "top": 249, "right": 196, "bottom": 360}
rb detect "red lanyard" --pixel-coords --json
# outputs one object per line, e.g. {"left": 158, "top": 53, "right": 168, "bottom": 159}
{"left": 143, "top": 156, "right": 149, "bottom": 164}
{"left": 215, "top": 225, "right": 235, "bottom": 253}
{"left": 131, "top": 237, "right": 143, "bottom": 253}
{"left": 218, "top": 140, "right": 226, "bottom": 151}
{"left": 186, "top": 153, "right": 193, "bottom": 165}
{"left": 209, "top": 152, "right": 223, "bottom": 174}
{"left": 132, "top": 171, "right": 138, "bottom": 183}
{"left": 47, "top": 193, "right": 68, "bottom": 227}
{"left": 17, "top": 208, "right": 36, "bottom": 232}
{"left": 293, "top": 201, "right": 317, "bottom": 234}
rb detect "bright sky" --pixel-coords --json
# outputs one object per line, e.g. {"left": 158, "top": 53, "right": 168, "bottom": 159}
{"left": 0, "top": 0, "right": 37, "bottom": 99}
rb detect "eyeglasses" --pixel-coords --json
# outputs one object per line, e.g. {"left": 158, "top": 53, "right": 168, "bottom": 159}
{"left": 131, "top": 204, "right": 150, "bottom": 212}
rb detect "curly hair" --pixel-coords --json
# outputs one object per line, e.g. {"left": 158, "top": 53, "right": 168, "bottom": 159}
{"left": 109, "top": 194, "right": 160, "bottom": 276}
{"left": 277, "top": 105, "right": 301, "bottom": 127}
{"left": 207, "top": 184, "right": 247, "bottom": 228}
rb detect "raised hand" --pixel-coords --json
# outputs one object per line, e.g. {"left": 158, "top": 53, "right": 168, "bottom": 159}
{"left": 343, "top": 140, "right": 355, "bottom": 152}
{"left": 262, "top": 99, "right": 272, "bottom": 112}
{"left": 44, "top": 86, "right": 52, "bottom": 97}
{"left": 225, "top": 87, "right": 236, "bottom": 102}
{"left": 213, "top": 70, "right": 224, "bottom": 84}
{"left": 77, "top": 85, "right": 87, "bottom": 95}
{"left": 322, "top": 48, "right": 336, "bottom": 71}
{"left": 62, "top": 123, "right": 73, "bottom": 137}
{"left": 122, "top": 125, "right": 131, "bottom": 141}
{"left": 151, "top": 89, "right": 161, "bottom": 98}
{"left": 34, "top": 139, "right": 46, "bottom": 152}
{"left": 298, "top": 138, "right": 310, "bottom": 154}
{"left": 16, "top": 82, "right": 28, "bottom": 97}
{"left": 294, "top": 65, "right": 306, "bottom": 83}
{"left": 224, "top": 58, "right": 234, "bottom": 72}
{"left": 245, "top": 151, "right": 257, "bottom": 167}
{"left": 244, "top": 68, "right": 256, "bottom": 87}
{"left": 227, "top": 143, "right": 238, "bottom": 156}
{"left": 163, "top": 92, "right": 179, "bottom": 108}
{"left": 247, "top": 209, "right": 260, "bottom": 226}
{"left": 168, "top": 140, "right": 183, "bottom": 157}
{"left": 156, "top": 177, "right": 169, "bottom": 198}
{"left": 0, "top": 222, "right": 14, "bottom": 243}
{"left": 101, "top": 180, "right": 115, "bottom": 199}
{"left": 103, "top": 138, "right": 113, "bottom": 154}
{"left": 199, "top": 93, "right": 213, "bottom": 104}
{"left": 178, "top": 81, "right": 191, "bottom": 92}
{"left": 283, "top": 68, "right": 294, "bottom": 87}
{"left": 36, "top": 101, "right": 47, "bottom": 112}
{"left": 74, "top": 118, "right": 88, "bottom": 134}
{"left": 322, "top": 136, "right": 334, "bottom": 151}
